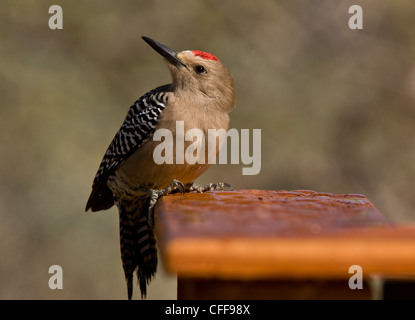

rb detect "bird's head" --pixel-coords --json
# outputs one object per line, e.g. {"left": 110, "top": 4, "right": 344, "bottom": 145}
{"left": 142, "top": 36, "right": 235, "bottom": 113}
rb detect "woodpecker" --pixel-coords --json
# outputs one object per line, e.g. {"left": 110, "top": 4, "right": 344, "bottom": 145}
{"left": 85, "top": 37, "right": 236, "bottom": 299}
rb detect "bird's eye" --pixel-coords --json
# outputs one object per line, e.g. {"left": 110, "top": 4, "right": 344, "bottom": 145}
{"left": 194, "top": 65, "right": 207, "bottom": 74}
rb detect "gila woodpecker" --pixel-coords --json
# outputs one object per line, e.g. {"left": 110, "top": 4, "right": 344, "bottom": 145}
{"left": 85, "top": 36, "right": 236, "bottom": 299}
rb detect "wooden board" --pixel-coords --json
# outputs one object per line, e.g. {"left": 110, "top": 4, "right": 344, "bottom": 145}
{"left": 155, "top": 190, "right": 415, "bottom": 279}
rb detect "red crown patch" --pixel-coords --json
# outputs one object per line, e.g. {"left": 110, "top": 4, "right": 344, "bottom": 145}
{"left": 192, "top": 50, "right": 219, "bottom": 61}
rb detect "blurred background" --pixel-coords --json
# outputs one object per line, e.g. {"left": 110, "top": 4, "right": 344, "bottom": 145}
{"left": 1, "top": 0, "right": 414, "bottom": 299}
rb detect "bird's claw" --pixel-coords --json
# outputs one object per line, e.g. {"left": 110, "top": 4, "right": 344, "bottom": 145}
{"left": 185, "top": 182, "right": 234, "bottom": 193}
{"left": 147, "top": 179, "right": 186, "bottom": 227}
{"left": 171, "top": 179, "right": 186, "bottom": 195}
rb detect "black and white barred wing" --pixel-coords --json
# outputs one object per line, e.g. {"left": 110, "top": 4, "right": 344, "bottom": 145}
{"left": 85, "top": 84, "right": 171, "bottom": 212}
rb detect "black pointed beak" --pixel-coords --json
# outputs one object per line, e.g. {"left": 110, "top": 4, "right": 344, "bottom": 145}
{"left": 142, "top": 36, "right": 188, "bottom": 70}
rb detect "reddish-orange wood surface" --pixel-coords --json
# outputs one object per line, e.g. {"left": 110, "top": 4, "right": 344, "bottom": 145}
{"left": 155, "top": 190, "right": 415, "bottom": 279}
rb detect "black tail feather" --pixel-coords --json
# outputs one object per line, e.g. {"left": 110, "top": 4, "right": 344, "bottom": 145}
{"left": 118, "top": 197, "right": 157, "bottom": 299}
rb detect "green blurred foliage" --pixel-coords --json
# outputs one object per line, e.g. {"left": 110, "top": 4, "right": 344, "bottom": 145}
{"left": 1, "top": 0, "right": 414, "bottom": 299}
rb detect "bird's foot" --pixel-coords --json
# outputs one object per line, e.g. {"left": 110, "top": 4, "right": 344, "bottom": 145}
{"left": 185, "top": 182, "right": 233, "bottom": 193}
{"left": 147, "top": 179, "right": 185, "bottom": 227}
